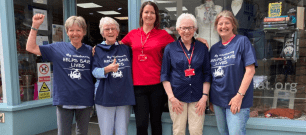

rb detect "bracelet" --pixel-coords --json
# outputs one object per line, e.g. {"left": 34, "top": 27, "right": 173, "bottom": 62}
{"left": 169, "top": 96, "right": 174, "bottom": 101}
{"left": 31, "top": 27, "right": 39, "bottom": 31}
{"left": 203, "top": 93, "right": 208, "bottom": 96}
{"left": 237, "top": 91, "right": 245, "bottom": 96}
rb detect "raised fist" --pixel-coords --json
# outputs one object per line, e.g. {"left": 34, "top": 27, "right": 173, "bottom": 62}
{"left": 32, "top": 14, "right": 45, "bottom": 28}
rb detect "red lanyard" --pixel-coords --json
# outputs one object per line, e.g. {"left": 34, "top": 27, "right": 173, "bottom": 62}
{"left": 179, "top": 40, "right": 195, "bottom": 68}
{"left": 222, "top": 35, "right": 236, "bottom": 45}
{"left": 140, "top": 29, "right": 151, "bottom": 54}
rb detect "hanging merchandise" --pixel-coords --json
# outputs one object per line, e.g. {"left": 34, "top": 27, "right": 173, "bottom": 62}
{"left": 281, "top": 33, "right": 295, "bottom": 59}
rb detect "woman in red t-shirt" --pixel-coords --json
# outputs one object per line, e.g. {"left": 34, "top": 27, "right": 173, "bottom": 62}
{"left": 121, "top": 1, "right": 174, "bottom": 135}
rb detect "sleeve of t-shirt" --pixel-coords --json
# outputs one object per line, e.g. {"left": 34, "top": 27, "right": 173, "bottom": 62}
{"left": 121, "top": 30, "right": 133, "bottom": 47}
{"left": 92, "top": 48, "right": 108, "bottom": 78}
{"left": 160, "top": 44, "right": 171, "bottom": 82}
{"left": 39, "top": 44, "right": 55, "bottom": 62}
{"left": 242, "top": 36, "right": 258, "bottom": 68}
{"left": 161, "top": 30, "right": 175, "bottom": 48}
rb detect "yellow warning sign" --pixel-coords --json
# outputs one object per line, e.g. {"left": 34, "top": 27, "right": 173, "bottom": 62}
{"left": 39, "top": 92, "right": 51, "bottom": 100}
{"left": 40, "top": 82, "right": 50, "bottom": 92}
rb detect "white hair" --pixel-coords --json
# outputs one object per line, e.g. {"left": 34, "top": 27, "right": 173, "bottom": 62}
{"left": 176, "top": 13, "right": 197, "bottom": 30}
{"left": 99, "top": 17, "right": 120, "bottom": 35}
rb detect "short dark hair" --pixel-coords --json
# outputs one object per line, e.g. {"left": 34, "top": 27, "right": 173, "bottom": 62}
{"left": 139, "top": 1, "right": 160, "bottom": 29}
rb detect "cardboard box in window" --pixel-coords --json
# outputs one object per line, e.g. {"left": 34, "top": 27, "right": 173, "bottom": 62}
{"left": 297, "top": 7, "right": 305, "bottom": 30}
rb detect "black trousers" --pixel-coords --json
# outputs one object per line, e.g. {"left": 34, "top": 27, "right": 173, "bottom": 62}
{"left": 133, "top": 83, "right": 166, "bottom": 135}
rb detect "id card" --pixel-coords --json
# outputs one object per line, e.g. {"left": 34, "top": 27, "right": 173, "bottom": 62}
{"left": 138, "top": 54, "right": 147, "bottom": 61}
{"left": 185, "top": 68, "right": 195, "bottom": 77}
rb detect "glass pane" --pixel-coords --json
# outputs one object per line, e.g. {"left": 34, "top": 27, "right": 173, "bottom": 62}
{"left": 14, "top": 0, "right": 63, "bottom": 102}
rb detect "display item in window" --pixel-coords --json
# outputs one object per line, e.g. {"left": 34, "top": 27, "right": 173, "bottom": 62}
{"left": 195, "top": 0, "right": 222, "bottom": 48}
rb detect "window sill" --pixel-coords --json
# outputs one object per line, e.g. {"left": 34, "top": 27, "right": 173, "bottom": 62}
{"left": 0, "top": 98, "right": 53, "bottom": 111}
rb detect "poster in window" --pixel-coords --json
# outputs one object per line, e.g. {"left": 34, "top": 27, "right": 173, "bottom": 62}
{"left": 52, "top": 24, "right": 64, "bottom": 43}
{"left": 36, "top": 36, "right": 49, "bottom": 46}
{"left": 268, "top": 2, "right": 282, "bottom": 17}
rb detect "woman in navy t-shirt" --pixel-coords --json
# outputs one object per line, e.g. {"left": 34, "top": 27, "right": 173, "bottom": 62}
{"left": 26, "top": 14, "right": 94, "bottom": 135}
{"left": 92, "top": 17, "right": 135, "bottom": 135}
{"left": 209, "top": 10, "right": 258, "bottom": 135}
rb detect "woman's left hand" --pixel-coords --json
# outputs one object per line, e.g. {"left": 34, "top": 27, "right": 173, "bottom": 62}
{"left": 195, "top": 37, "right": 209, "bottom": 48}
{"left": 228, "top": 94, "right": 243, "bottom": 114}
{"left": 195, "top": 96, "right": 208, "bottom": 116}
{"left": 92, "top": 46, "right": 96, "bottom": 56}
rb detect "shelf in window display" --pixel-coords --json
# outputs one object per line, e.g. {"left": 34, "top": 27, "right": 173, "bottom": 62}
{"left": 260, "top": 57, "right": 295, "bottom": 61}
{"left": 264, "top": 27, "right": 297, "bottom": 33}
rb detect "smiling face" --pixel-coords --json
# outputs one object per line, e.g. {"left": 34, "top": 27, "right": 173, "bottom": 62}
{"left": 67, "top": 24, "right": 86, "bottom": 46}
{"left": 177, "top": 19, "right": 196, "bottom": 44}
{"left": 142, "top": 5, "right": 156, "bottom": 27}
{"left": 216, "top": 17, "right": 235, "bottom": 39}
{"left": 102, "top": 24, "right": 119, "bottom": 45}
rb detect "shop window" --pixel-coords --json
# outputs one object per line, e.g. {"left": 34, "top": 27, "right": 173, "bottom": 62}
{"left": 14, "top": 0, "right": 63, "bottom": 102}
{"left": 76, "top": 0, "right": 129, "bottom": 46}
{"left": 156, "top": 0, "right": 306, "bottom": 120}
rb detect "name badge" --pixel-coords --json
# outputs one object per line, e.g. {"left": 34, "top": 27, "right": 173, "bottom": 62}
{"left": 185, "top": 68, "right": 195, "bottom": 77}
{"left": 138, "top": 54, "right": 147, "bottom": 61}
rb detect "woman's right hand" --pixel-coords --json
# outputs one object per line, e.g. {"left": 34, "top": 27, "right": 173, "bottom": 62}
{"left": 170, "top": 97, "right": 184, "bottom": 115}
{"left": 32, "top": 14, "right": 45, "bottom": 28}
{"left": 104, "top": 58, "right": 119, "bottom": 73}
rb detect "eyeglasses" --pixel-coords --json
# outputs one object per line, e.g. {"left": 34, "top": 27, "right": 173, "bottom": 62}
{"left": 179, "top": 26, "right": 195, "bottom": 31}
{"left": 104, "top": 28, "right": 116, "bottom": 32}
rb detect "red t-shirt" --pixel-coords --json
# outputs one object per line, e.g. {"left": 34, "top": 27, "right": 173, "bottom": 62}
{"left": 122, "top": 27, "right": 174, "bottom": 85}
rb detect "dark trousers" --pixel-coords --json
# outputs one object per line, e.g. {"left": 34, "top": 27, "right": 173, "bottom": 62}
{"left": 133, "top": 83, "right": 166, "bottom": 135}
{"left": 56, "top": 106, "right": 92, "bottom": 135}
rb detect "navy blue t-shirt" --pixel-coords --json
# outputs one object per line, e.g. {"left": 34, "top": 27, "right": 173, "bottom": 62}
{"left": 209, "top": 35, "right": 257, "bottom": 108}
{"left": 161, "top": 37, "right": 211, "bottom": 103}
{"left": 92, "top": 43, "right": 135, "bottom": 107}
{"left": 39, "top": 42, "right": 94, "bottom": 106}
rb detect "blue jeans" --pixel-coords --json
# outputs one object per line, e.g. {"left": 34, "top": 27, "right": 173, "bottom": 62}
{"left": 213, "top": 104, "right": 250, "bottom": 135}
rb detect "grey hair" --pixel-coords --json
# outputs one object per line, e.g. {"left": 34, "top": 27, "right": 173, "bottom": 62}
{"left": 99, "top": 17, "right": 120, "bottom": 36}
{"left": 65, "top": 16, "right": 87, "bottom": 34}
{"left": 176, "top": 13, "right": 197, "bottom": 30}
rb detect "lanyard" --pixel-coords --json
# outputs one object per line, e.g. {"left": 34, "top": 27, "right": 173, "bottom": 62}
{"left": 222, "top": 35, "right": 236, "bottom": 45}
{"left": 140, "top": 29, "right": 151, "bottom": 54}
{"left": 179, "top": 40, "right": 195, "bottom": 68}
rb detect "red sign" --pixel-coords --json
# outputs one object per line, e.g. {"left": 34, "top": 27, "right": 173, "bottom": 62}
{"left": 39, "top": 64, "right": 49, "bottom": 75}
{"left": 39, "top": 76, "right": 51, "bottom": 82}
